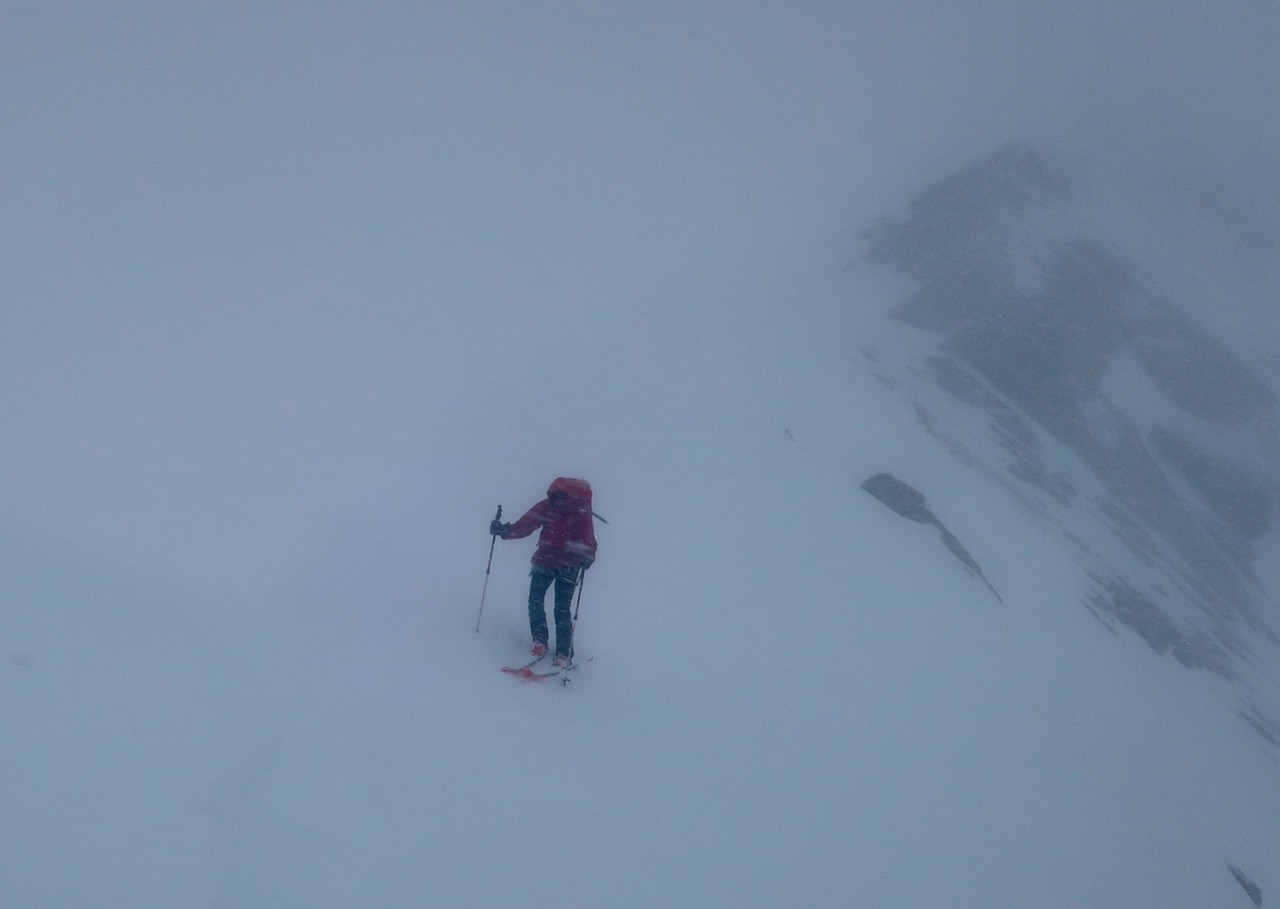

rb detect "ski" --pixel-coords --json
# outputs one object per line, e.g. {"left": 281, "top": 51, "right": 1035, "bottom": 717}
{"left": 500, "top": 654, "right": 547, "bottom": 679}
{"left": 501, "top": 655, "right": 591, "bottom": 682}
{"left": 550, "top": 654, "right": 592, "bottom": 686}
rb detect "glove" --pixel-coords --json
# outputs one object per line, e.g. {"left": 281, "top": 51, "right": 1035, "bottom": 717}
{"left": 580, "top": 555, "right": 594, "bottom": 570}
{"left": 490, "top": 520, "right": 510, "bottom": 538}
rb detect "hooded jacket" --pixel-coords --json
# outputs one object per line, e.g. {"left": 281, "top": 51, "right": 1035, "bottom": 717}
{"left": 504, "top": 477, "right": 598, "bottom": 569}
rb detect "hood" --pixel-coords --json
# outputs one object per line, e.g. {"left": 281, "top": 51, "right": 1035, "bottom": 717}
{"left": 548, "top": 477, "right": 592, "bottom": 511}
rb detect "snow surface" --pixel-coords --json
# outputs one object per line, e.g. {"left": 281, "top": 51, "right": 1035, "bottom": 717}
{"left": 5, "top": 347, "right": 1278, "bottom": 907}
{"left": 4, "top": 5, "right": 1280, "bottom": 907}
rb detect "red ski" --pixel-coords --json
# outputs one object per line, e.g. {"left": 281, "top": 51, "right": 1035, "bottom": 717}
{"left": 501, "top": 655, "right": 547, "bottom": 680}
{"left": 501, "top": 656, "right": 590, "bottom": 682}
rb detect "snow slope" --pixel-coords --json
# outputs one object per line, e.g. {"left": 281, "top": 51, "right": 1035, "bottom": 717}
{"left": 5, "top": 7, "right": 1280, "bottom": 904}
{"left": 4, "top": 323, "right": 1277, "bottom": 907}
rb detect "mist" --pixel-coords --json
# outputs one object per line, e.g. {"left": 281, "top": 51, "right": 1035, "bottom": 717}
{"left": 4, "top": 3, "right": 1275, "bottom": 611}
{"left": 5, "top": 5, "right": 1280, "bottom": 906}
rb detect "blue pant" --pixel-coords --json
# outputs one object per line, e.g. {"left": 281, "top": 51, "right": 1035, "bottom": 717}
{"left": 528, "top": 565, "right": 579, "bottom": 656}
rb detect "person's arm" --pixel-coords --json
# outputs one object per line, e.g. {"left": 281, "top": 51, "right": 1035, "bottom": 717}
{"left": 503, "top": 502, "right": 546, "bottom": 540}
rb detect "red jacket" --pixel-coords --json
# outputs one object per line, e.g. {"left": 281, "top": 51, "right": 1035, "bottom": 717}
{"left": 506, "top": 477, "right": 597, "bottom": 569}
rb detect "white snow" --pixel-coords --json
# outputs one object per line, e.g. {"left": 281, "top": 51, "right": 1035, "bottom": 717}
{"left": 3, "top": 5, "right": 1279, "bottom": 907}
{"left": 4, "top": 302, "right": 1278, "bottom": 906}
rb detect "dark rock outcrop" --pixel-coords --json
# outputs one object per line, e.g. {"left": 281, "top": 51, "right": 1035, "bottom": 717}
{"left": 861, "top": 472, "right": 1003, "bottom": 602}
{"left": 1228, "top": 862, "right": 1263, "bottom": 907}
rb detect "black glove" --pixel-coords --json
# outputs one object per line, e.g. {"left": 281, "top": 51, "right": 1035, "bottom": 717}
{"left": 580, "top": 555, "right": 594, "bottom": 570}
{"left": 490, "top": 520, "right": 510, "bottom": 538}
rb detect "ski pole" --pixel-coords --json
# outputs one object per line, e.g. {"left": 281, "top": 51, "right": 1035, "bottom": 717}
{"left": 474, "top": 505, "right": 502, "bottom": 633}
{"left": 556, "top": 568, "right": 588, "bottom": 686}
{"left": 568, "top": 567, "right": 586, "bottom": 660}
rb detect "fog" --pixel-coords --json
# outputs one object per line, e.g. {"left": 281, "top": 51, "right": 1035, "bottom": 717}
{"left": 5, "top": 5, "right": 1280, "bottom": 906}
{"left": 5, "top": 4, "right": 1277, "bottom": 609}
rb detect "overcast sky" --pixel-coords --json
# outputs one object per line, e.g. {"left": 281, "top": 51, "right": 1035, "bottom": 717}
{"left": 3, "top": 2, "right": 1278, "bottom": 611}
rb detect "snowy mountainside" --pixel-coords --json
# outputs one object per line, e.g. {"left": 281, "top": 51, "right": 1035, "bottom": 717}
{"left": 4, "top": 146, "right": 1280, "bottom": 908}
{"left": 4, "top": 388, "right": 1280, "bottom": 906}
{"left": 854, "top": 144, "right": 1280, "bottom": 747}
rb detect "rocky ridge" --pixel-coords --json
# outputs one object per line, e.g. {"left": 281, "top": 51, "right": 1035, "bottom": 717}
{"left": 859, "top": 144, "right": 1280, "bottom": 742}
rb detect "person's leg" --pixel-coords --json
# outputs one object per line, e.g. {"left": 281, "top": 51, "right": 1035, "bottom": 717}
{"left": 527, "top": 567, "right": 553, "bottom": 648}
{"left": 552, "top": 568, "right": 578, "bottom": 657}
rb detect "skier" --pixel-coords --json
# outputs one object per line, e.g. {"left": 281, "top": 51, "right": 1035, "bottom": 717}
{"left": 491, "top": 477, "right": 597, "bottom": 666}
